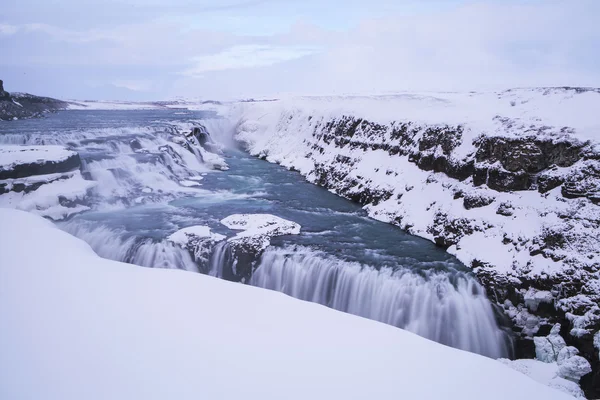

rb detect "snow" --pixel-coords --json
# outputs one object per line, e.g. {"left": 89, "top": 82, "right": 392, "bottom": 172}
{"left": 0, "top": 208, "right": 574, "bottom": 400}
{"left": 167, "top": 225, "right": 226, "bottom": 246}
{"left": 179, "top": 179, "right": 202, "bottom": 187}
{"left": 221, "top": 213, "right": 301, "bottom": 251}
{"left": 0, "top": 170, "right": 96, "bottom": 220}
{"left": 0, "top": 145, "right": 76, "bottom": 170}
{"left": 499, "top": 359, "right": 585, "bottom": 398}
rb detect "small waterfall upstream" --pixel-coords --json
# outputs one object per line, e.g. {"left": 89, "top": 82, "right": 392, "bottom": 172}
{"left": 249, "top": 246, "right": 513, "bottom": 359}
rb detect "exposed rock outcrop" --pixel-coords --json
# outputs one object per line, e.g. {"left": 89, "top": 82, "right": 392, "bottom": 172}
{"left": 0, "top": 79, "right": 69, "bottom": 121}
{"left": 0, "top": 145, "right": 95, "bottom": 220}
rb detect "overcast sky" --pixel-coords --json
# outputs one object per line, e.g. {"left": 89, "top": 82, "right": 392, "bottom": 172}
{"left": 1, "top": 0, "right": 599, "bottom": 100}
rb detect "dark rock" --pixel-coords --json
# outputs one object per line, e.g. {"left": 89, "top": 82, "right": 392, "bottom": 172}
{"left": 496, "top": 202, "right": 514, "bottom": 216}
{"left": 418, "top": 125, "right": 463, "bottom": 155}
{"left": 0, "top": 80, "right": 69, "bottom": 121}
{"left": 0, "top": 153, "right": 81, "bottom": 180}
{"left": 428, "top": 212, "right": 477, "bottom": 248}
{"left": 0, "top": 79, "right": 10, "bottom": 100}
{"left": 463, "top": 193, "right": 494, "bottom": 209}
{"left": 129, "top": 139, "right": 143, "bottom": 152}
{"left": 473, "top": 165, "right": 532, "bottom": 191}
{"left": 475, "top": 136, "right": 583, "bottom": 173}
{"left": 514, "top": 338, "right": 536, "bottom": 359}
{"left": 537, "top": 172, "right": 564, "bottom": 193}
{"left": 487, "top": 167, "right": 532, "bottom": 191}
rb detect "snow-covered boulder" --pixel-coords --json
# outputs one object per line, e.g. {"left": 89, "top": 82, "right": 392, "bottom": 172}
{"left": 532, "top": 324, "right": 592, "bottom": 385}
{"left": 0, "top": 208, "right": 575, "bottom": 400}
{"left": 557, "top": 355, "right": 592, "bottom": 382}
{"left": 524, "top": 289, "right": 554, "bottom": 313}
{"left": 167, "top": 225, "right": 226, "bottom": 267}
{"left": 534, "top": 324, "right": 567, "bottom": 363}
{"left": 221, "top": 213, "right": 301, "bottom": 252}
{"left": 217, "top": 214, "right": 301, "bottom": 281}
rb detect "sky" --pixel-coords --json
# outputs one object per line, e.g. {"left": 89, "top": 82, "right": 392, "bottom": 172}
{"left": 1, "top": 0, "right": 599, "bottom": 100}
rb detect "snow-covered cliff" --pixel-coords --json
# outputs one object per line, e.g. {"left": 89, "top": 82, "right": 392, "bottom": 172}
{"left": 232, "top": 88, "right": 600, "bottom": 397}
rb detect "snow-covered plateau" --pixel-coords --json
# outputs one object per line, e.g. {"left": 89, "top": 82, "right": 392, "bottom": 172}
{"left": 231, "top": 88, "right": 600, "bottom": 396}
{"left": 0, "top": 208, "right": 577, "bottom": 400}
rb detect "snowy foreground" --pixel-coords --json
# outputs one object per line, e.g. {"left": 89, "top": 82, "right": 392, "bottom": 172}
{"left": 0, "top": 208, "right": 573, "bottom": 400}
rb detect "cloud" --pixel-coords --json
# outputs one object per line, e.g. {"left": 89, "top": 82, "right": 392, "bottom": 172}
{"left": 112, "top": 80, "right": 154, "bottom": 92}
{"left": 0, "top": 24, "right": 18, "bottom": 35}
{"left": 181, "top": 44, "right": 320, "bottom": 76}
{"left": 1, "top": 0, "right": 599, "bottom": 100}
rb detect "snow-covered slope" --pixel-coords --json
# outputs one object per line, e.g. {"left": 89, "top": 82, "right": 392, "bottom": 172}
{"left": 0, "top": 208, "right": 574, "bottom": 400}
{"left": 231, "top": 88, "right": 600, "bottom": 396}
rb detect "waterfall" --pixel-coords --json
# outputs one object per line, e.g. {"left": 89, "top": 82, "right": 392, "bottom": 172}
{"left": 250, "top": 246, "right": 513, "bottom": 359}
{"left": 60, "top": 221, "right": 199, "bottom": 272}
{"left": 207, "top": 241, "right": 233, "bottom": 278}
{"left": 0, "top": 123, "right": 218, "bottom": 208}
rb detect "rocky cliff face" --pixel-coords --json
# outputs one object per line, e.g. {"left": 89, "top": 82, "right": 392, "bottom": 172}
{"left": 234, "top": 89, "right": 600, "bottom": 398}
{"left": 0, "top": 79, "right": 69, "bottom": 121}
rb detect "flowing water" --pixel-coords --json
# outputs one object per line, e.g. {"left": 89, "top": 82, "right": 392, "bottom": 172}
{"left": 0, "top": 110, "right": 514, "bottom": 359}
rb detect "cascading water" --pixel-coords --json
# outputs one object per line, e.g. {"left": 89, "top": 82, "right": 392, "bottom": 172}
{"left": 60, "top": 220, "right": 200, "bottom": 272}
{"left": 250, "top": 246, "right": 513, "bottom": 359}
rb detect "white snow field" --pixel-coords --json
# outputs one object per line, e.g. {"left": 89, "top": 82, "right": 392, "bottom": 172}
{"left": 0, "top": 208, "right": 573, "bottom": 400}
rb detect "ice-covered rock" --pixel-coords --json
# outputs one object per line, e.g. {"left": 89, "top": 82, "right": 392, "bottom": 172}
{"left": 216, "top": 214, "right": 301, "bottom": 281}
{"left": 221, "top": 213, "right": 301, "bottom": 253}
{"left": 557, "top": 346, "right": 580, "bottom": 364}
{"left": 557, "top": 355, "right": 592, "bottom": 382}
{"left": 167, "top": 225, "right": 226, "bottom": 266}
{"left": 534, "top": 324, "right": 566, "bottom": 363}
{"left": 524, "top": 289, "right": 554, "bottom": 312}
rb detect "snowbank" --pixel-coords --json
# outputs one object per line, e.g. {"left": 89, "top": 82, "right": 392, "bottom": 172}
{"left": 0, "top": 208, "right": 573, "bottom": 400}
